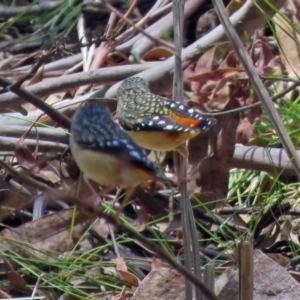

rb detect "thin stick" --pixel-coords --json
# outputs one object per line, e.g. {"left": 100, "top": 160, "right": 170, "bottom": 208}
{"left": 172, "top": 1, "right": 205, "bottom": 299}
{"left": 238, "top": 239, "right": 254, "bottom": 300}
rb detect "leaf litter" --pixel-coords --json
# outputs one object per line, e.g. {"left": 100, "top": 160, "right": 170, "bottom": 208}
{"left": 1, "top": 0, "right": 300, "bottom": 299}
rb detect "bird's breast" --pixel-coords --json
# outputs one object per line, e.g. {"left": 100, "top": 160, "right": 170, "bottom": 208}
{"left": 126, "top": 130, "right": 199, "bottom": 151}
{"left": 69, "top": 137, "right": 152, "bottom": 187}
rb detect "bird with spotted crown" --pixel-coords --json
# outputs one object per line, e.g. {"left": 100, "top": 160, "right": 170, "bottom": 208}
{"left": 69, "top": 102, "right": 163, "bottom": 188}
{"left": 116, "top": 77, "right": 217, "bottom": 159}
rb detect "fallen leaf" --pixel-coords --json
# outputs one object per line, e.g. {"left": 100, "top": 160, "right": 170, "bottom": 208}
{"left": 114, "top": 257, "right": 139, "bottom": 287}
{"left": 142, "top": 47, "right": 174, "bottom": 60}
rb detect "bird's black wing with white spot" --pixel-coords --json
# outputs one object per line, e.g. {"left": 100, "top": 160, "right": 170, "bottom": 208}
{"left": 163, "top": 99, "right": 217, "bottom": 132}
{"left": 119, "top": 115, "right": 198, "bottom": 134}
{"left": 163, "top": 99, "right": 197, "bottom": 116}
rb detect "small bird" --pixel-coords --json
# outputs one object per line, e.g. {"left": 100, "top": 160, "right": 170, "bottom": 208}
{"left": 69, "top": 102, "right": 161, "bottom": 188}
{"left": 116, "top": 77, "right": 216, "bottom": 158}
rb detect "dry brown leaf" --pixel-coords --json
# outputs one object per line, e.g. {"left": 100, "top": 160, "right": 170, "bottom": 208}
{"left": 256, "top": 223, "right": 281, "bottom": 249}
{"left": 0, "top": 208, "right": 92, "bottom": 257}
{"left": 189, "top": 45, "right": 227, "bottom": 96}
{"left": 15, "top": 134, "right": 63, "bottom": 183}
{"left": 15, "top": 136, "right": 38, "bottom": 170}
{"left": 236, "top": 106, "right": 262, "bottom": 145}
{"left": 142, "top": 47, "right": 174, "bottom": 60}
{"left": 2, "top": 258, "right": 33, "bottom": 294}
{"left": 188, "top": 68, "right": 239, "bottom": 83}
{"left": 114, "top": 257, "right": 139, "bottom": 287}
{"left": 249, "top": 40, "right": 275, "bottom": 73}
{"left": 37, "top": 162, "right": 61, "bottom": 184}
{"left": 39, "top": 169, "right": 61, "bottom": 184}
{"left": 208, "top": 79, "right": 231, "bottom": 109}
{"left": 188, "top": 39, "right": 276, "bottom": 111}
